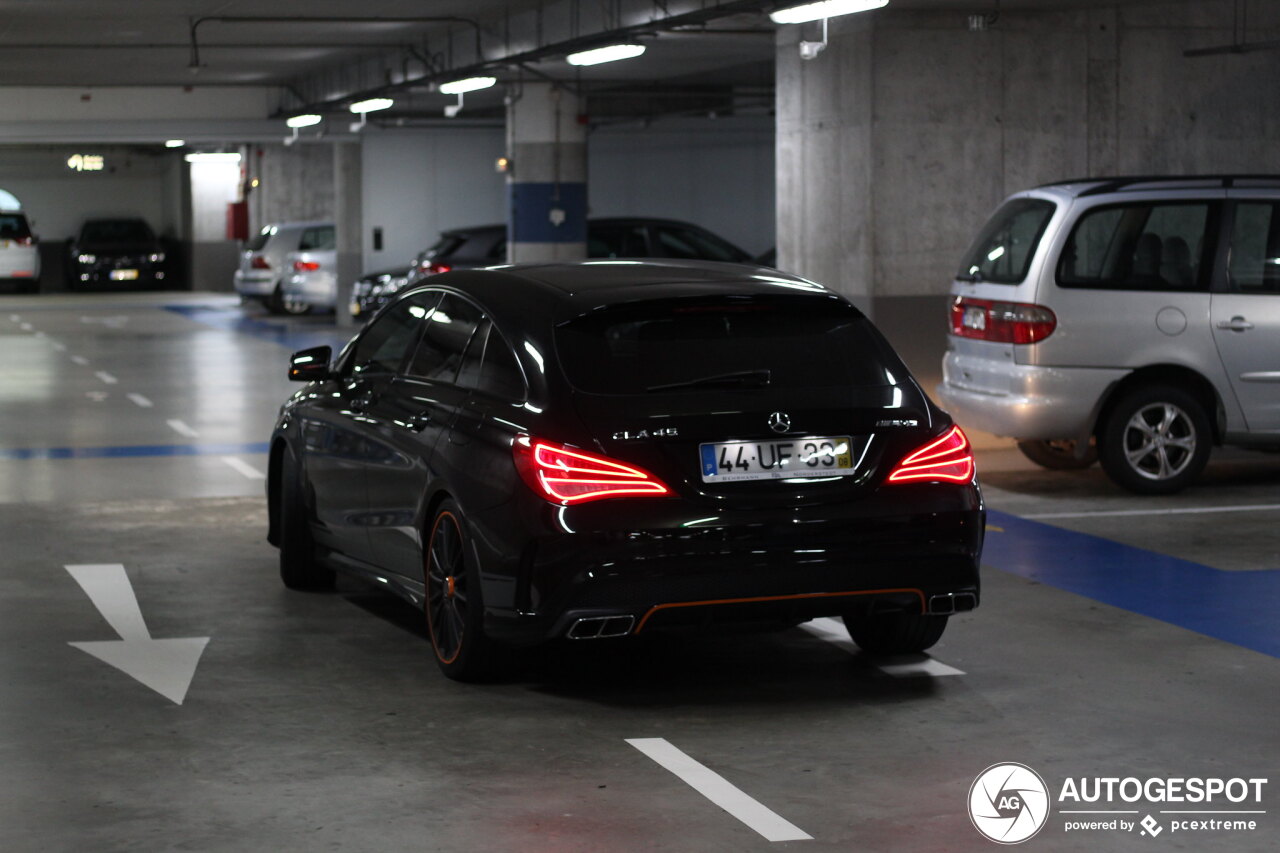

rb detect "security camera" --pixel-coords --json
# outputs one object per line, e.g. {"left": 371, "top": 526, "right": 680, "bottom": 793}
{"left": 799, "top": 40, "right": 826, "bottom": 60}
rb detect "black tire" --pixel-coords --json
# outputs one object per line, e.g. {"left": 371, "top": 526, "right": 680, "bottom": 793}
{"left": 268, "top": 282, "right": 310, "bottom": 316}
{"left": 1098, "top": 384, "right": 1211, "bottom": 495}
{"left": 424, "top": 500, "right": 503, "bottom": 681}
{"left": 1016, "top": 439, "right": 1097, "bottom": 470}
{"left": 278, "top": 444, "right": 334, "bottom": 590}
{"left": 843, "top": 611, "right": 948, "bottom": 654}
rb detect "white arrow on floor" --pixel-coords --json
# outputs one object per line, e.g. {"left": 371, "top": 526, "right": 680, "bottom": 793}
{"left": 65, "top": 564, "right": 209, "bottom": 705}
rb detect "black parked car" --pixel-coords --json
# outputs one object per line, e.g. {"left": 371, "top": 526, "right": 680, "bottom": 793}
{"left": 350, "top": 218, "right": 754, "bottom": 319}
{"left": 271, "top": 261, "right": 983, "bottom": 680}
{"left": 67, "top": 218, "right": 168, "bottom": 289}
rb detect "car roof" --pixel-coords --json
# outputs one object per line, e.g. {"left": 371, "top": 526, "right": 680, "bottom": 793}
{"left": 1034, "top": 174, "right": 1280, "bottom": 199}
{"left": 409, "top": 260, "right": 834, "bottom": 322}
{"left": 438, "top": 217, "right": 738, "bottom": 238}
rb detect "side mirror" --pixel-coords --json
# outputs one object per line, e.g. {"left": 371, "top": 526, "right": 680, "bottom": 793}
{"left": 288, "top": 345, "right": 333, "bottom": 382}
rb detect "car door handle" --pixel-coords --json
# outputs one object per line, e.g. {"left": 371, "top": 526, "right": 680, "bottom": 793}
{"left": 1216, "top": 316, "right": 1254, "bottom": 332}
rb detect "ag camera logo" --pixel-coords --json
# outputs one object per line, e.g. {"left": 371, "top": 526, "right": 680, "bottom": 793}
{"left": 969, "top": 763, "right": 1051, "bottom": 844}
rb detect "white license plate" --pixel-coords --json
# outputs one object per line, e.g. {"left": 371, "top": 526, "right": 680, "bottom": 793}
{"left": 963, "top": 305, "right": 986, "bottom": 330}
{"left": 699, "top": 436, "right": 857, "bottom": 483}
{"left": 110, "top": 269, "right": 139, "bottom": 281}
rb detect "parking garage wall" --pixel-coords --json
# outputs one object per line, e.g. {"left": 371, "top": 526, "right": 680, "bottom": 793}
{"left": 776, "top": 1, "right": 1280, "bottom": 381}
{"left": 589, "top": 117, "right": 776, "bottom": 257}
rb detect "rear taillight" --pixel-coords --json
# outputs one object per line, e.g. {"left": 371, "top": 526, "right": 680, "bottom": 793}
{"left": 293, "top": 260, "right": 321, "bottom": 272}
{"left": 251, "top": 255, "right": 271, "bottom": 270}
{"left": 16, "top": 236, "right": 34, "bottom": 246}
{"left": 887, "top": 426, "right": 975, "bottom": 484}
{"left": 419, "top": 261, "right": 452, "bottom": 276}
{"left": 950, "top": 296, "right": 1056, "bottom": 344}
{"left": 512, "top": 435, "right": 671, "bottom": 505}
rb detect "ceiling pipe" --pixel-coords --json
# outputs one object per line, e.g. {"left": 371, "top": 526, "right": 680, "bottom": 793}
{"left": 275, "top": 0, "right": 774, "bottom": 117}
{"left": 188, "top": 16, "right": 485, "bottom": 73}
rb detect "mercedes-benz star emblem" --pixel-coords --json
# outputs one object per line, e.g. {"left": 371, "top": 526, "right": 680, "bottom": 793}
{"left": 768, "top": 411, "right": 791, "bottom": 434}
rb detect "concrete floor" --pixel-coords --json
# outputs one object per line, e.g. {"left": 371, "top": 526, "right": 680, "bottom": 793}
{"left": 1, "top": 293, "right": 1277, "bottom": 852}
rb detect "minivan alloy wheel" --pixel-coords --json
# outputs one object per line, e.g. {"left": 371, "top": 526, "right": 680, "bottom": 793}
{"left": 1123, "top": 403, "right": 1196, "bottom": 480}
{"left": 1098, "top": 384, "right": 1211, "bottom": 494}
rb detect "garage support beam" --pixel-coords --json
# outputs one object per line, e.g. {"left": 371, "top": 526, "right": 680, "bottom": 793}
{"left": 505, "top": 82, "right": 587, "bottom": 264}
{"left": 333, "top": 142, "right": 362, "bottom": 327}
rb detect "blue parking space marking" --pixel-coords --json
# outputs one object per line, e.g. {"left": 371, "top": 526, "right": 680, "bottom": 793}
{"left": 984, "top": 509, "right": 1280, "bottom": 659}
{"left": 164, "top": 305, "right": 353, "bottom": 352}
{"left": 0, "top": 442, "right": 270, "bottom": 460}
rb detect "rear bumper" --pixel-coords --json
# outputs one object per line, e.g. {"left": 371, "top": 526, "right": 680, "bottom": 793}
{"left": 233, "top": 271, "right": 276, "bottom": 296}
{"left": 480, "top": 490, "right": 984, "bottom": 644}
{"left": 283, "top": 272, "right": 336, "bottom": 307}
{"left": 938, "top": 349, "right": 1127, "bottom": 440}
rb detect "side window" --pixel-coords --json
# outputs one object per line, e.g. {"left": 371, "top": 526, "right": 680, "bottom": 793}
{"left": 476, "top": 327, "right": 527, "bottom": 401}
{"left": 348, "top": 293, "right": 438, "bottom": 377}
{"left": 1227, "top": 202, "right": 1280, "bottom": 294}
{"left": 404, "top": 294, "right": 485, "bottom": 384}
{"left": 588, "top": 225, "right": 649, "bottom": 258}
{"left": 1058, "top": 203, "right": 1211, "bottom": 291}
{"left": 454, "top": 320, "right": 491, "bottom": 389}
{"left": 299, "top": 226, "right": 335, "bottom": 251}
{"left": 654, "top": 226, "right": 747, "bottom": 262}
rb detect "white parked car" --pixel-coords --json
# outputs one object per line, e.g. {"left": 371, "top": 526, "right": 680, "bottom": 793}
{"left": 938, "top": 175, "right": 1280, "bottom": 494}
{"left": 0, "top": 210, "right": 41, "bottom": 293}
{"left": 279, "top": 229, "right": 338, "bottom": 314}
{"left": 234, "top": 221, "right": 333, "bottom": 314}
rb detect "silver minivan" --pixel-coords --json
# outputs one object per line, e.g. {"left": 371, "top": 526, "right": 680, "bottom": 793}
{"left": 234, "top": 221, "right": 333, "bottom": 314}
{"left": 938, "top": 176, "right": 1280, "bottom": 494}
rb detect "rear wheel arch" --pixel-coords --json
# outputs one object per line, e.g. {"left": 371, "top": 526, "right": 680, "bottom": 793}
{"left": 267, "top": 438, "right": 288, "bottom": 545}
{"left": 1093, "top": 365, "right": 1224, "bottom": 445}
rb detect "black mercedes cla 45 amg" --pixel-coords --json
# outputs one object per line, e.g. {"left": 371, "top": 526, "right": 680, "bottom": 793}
{"left": 268, "top": 261, "right": 984, "bottom": 680}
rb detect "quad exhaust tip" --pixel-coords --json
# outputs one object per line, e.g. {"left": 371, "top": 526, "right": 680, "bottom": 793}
{"left": 567, "top": 615, "right": 635, "bottom": 639}
{"left": 928, "top": 592, "right": 977, "bottom": 615}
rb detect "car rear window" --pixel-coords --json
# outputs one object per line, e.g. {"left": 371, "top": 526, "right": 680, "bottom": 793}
{"left": 245, "top": 226, "right": 275, "bottom": 252}
{"left": 81, "top": 220, "right": 154, "bottom": 243}
{"left": 0, "top": 214, "right": 31, "bottom": 240}
{"left": 555, "top": 297, "right": 896, "bottom": 395}
{"left": 957, "top": 198, "right": 1056, "bottom": 283}
{"left": 448, "top": 231, "right": 505, "bottom": 261}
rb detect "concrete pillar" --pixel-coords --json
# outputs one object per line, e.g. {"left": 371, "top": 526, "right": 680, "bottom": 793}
{"left": 505, "top": 82, "right": 587, "bottom": 263}
{"left": 775, "top": 3, "right": 1280, "bottom": 380}
{"left": 333, "top": 141, "right": 362, "bottom": 328}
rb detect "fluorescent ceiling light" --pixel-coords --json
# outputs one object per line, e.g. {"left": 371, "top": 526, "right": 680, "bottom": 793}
{"left": 770, "top": 0, "right": 889, "bottom": 25}
{"left": 348, "top": 98, "right": 394, "bottom": 114}
{"left": 286, "top": 114, "right": 322, "bottom": 128}
{"left": 438, "top": 76, "right": 496, "bottom": 95}
{"left": 164, "top": 139, "right": 184, "bottom": 148}
{"left": 184, "top": 152, "right": 241, "bottom": 164}
{"left": 566, "top": 44, "right": 646, "bottom": 66}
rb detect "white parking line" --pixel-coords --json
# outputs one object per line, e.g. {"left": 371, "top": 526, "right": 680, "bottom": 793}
{"left": 95, "top": 371, "right": 118, "bottom": 385}
{"left": 8, "top": 313, "right": 19, "bottom": 322}
{"left": 126, "top": 393, "right": 153, "bottom": 408}
{"left": 800, "top": 617, "right": 966, "bottom": 677}
{"left": 166, "top": 419, "right": 199, "bottom": 438}
{"left": 19, "top": 322, "right": 32, "bottom": 331}
{"left": 70, "top": 355, "right": 90, "bottom": 366}
{"left": 49, "top": 340, "right": 66, "bottom": 351}
{"left": 626, "top": 738, "right": 813, "bottom": 842}
{"left": 221, "top": 457, "right": 266, "bottom": 479}
{"left": 1023, "top": 504, "right": 1280, "bottom": 520}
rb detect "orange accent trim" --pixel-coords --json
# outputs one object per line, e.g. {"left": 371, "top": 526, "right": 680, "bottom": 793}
{"left": 633, "top": 587, "right": 927, "bottom": 634}
{"left": 425, "top": 510, "right": 464, "bottom": 665}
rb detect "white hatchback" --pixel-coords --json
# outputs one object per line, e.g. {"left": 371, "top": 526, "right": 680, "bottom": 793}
{"left": 0, "top": 210, "right": 41, "bottom": 293}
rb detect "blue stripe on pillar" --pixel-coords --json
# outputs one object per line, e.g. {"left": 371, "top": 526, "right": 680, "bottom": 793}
{"left": 508, "top": 182, "right": 587, "bottom": 243}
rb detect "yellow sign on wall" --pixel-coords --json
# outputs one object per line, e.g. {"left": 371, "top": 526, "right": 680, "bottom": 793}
{"left": 67, "top": 154, "right": 105, "bottom": 172}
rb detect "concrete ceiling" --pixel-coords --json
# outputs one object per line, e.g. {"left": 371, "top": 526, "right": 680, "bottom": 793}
{"left": 0, "top": 0, "right": 1163, "bottom": 133}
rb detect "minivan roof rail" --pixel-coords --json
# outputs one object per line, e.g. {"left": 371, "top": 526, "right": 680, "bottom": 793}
{"left": 1039, "top": 175, "right": 1280, "bottom": 196}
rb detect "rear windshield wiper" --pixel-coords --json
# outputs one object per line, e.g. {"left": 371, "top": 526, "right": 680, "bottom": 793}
{"left": 646, "top": 369, "right": 772, "bottom": 392}
{"left": 955, "top": 270, "right": 985, "bottom": 283}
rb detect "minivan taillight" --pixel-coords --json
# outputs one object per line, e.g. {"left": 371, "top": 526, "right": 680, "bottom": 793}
{"left": 16, "top": 236, "right": 34, "bottom": 246}
{"left": 419, "top": 261, "right": 452, "bottom": 276}
{"left": 887, "top": 426, "right": 975, "bottom": 484}
{"left": 512, "top": 435, "right": 671, "bottom": 505}
{"left": 950, "top": 296, "right": 1056, "bottom": 344}
{"left": 293, "top": 260, "right": 321, "bottom": 272}
{"left": 251, "top": 255, "right": 271, "bottom": 270}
